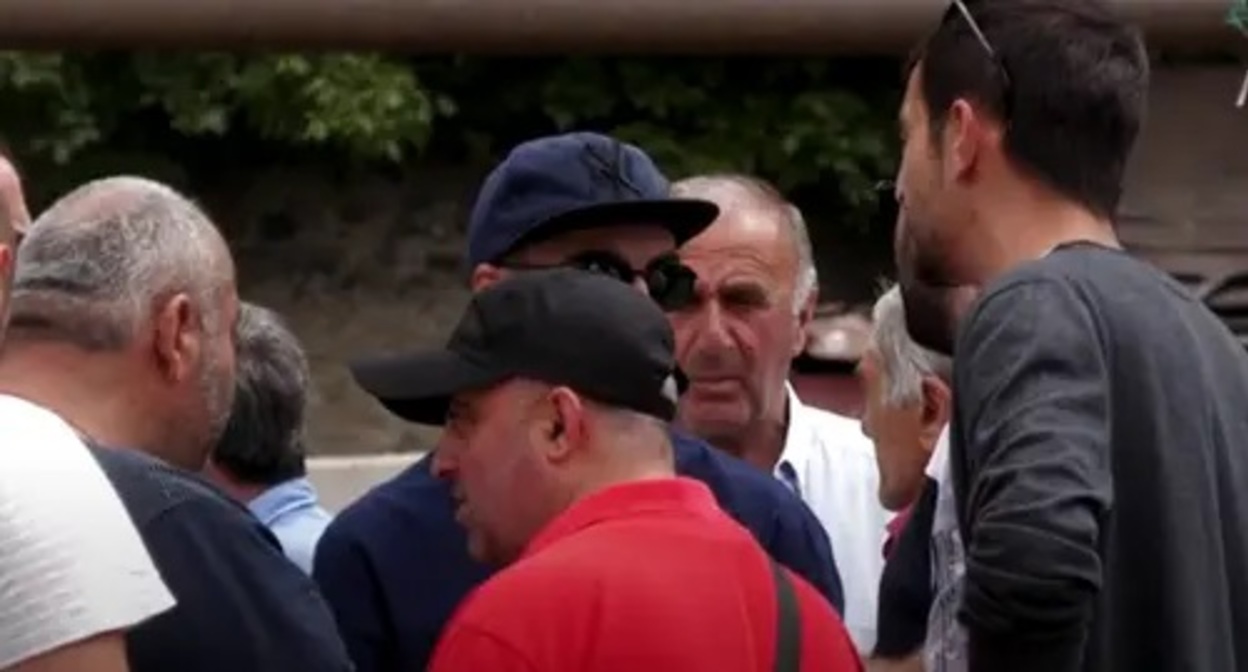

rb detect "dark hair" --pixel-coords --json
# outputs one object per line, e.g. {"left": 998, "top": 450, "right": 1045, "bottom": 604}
{"left": 212, "top": 302, "right": 311, "bottom": 486}
{"left": 910, "top": 0, "right": 1148, "bottom": 218}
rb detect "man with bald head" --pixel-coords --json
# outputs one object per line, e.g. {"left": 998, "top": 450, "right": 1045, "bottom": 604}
{"left": 0, "top": 176, "right": 352, "bottom": 672}
{"left": 0, "top": 163, "right": 178, "bottom": 672}
{"left": 671, "top": 174, "right": 892, "bottom": 654}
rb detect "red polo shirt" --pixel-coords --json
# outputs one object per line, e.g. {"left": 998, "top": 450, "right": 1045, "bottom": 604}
{"left": 429, "top": 477, "right": 862, "bottom": 672}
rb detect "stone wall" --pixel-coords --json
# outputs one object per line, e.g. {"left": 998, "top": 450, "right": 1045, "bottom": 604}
{"left": 180, "top": 64, "right": 1247, "bottom": 457}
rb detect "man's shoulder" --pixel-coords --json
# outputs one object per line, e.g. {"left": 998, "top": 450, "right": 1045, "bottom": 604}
{"left": 318, "top": 454, "right": 464, "bottom": 567}
{"left": 90, "top": 447, "right": 251, "bottom": 528}
{"left": 670, "top": 429, "right": 797, "bottom": 506}
{"left": 0, "top": 395, "right": 77, "bottom": 442}
{"left": 0, "top": 395, "right": 101, "bottom": 481}
{"left": 451, "top": 549, "right": 594, "bottom": 628}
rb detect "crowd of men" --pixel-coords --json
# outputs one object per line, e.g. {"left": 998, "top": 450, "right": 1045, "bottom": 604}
{"left": 3, "top": 0, "right": 1248, "bottom": 671}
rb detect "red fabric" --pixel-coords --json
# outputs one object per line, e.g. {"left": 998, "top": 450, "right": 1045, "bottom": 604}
{"left": 430, "top": 477, "right": 863, "bottom": 672}
{"left": 882, "top": 505, "right": 916, "bottom": 560}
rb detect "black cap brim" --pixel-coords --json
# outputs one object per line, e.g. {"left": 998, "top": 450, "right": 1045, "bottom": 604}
{"left": 349, "top": 350, "right": 506, "bottom": 425}
{"left": 512, "top": 198, "right": 719, "bottom": 254}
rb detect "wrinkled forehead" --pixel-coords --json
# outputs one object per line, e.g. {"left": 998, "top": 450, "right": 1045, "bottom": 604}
{"left": 681, "top": 208, "right": 796, "bottom": 285}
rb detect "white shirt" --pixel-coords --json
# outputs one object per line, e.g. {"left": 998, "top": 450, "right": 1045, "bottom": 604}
{"left": 0, "top": 395, "right": 174, "bottom": 668}
{"left": 924, "top": 426, "right": 968, "bottom": 672}
{"left": 774, "top": 384, "right": 892, "bottom": 654}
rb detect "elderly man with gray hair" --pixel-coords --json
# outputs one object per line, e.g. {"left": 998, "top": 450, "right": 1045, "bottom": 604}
{"left": 856, "top": 283, "right": 954, "bottom": 672}
{"left": 671, "top": 173, "right": 891, "bottom": 654}
{"left": 206, "top": 301, "right": 333, "bottom": 575}
{"left": 0, "top": 176, "right": 352, "bottom": 672}
{"left": 859, "top": 284, "right": 952, "bottom": 513}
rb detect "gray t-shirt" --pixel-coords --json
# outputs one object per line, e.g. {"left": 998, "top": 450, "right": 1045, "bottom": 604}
{"left": 950, "top": 242, "right": 1248, "bottom": 672}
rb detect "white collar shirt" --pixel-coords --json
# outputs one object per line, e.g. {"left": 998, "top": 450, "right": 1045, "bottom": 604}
{"left": 774, "top": 383, "right": 893, "bottom": 655}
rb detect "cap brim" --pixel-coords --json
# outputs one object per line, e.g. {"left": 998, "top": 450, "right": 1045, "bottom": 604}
{"left": 349, "top": 350, "right": 505, "bottom": 426}
{"left": 519, "top": 198, "right": 719, "bottom": 251}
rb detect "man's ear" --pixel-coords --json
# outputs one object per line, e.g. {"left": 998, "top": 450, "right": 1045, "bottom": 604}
{"left": 918, "top": 376, "right": 952, "bottom": 455}
{"left": 470, "top": 263, "right": 504, "bottom": 292}
{"left": 537, "top": 386, "right": 586, "bottom": 465}
{"left": 945, "top": 98, "right": 999, "bottom": 184}
{"left": 152, "top": 293, "right": 199, "bottom": 385}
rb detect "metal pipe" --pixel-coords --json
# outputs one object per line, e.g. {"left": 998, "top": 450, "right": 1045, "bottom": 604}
{"left": 0, "top": 0, "right": 1236, "bottom": 52}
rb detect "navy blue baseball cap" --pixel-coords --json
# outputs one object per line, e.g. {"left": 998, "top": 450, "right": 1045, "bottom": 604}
{"left": 466, "top": 132, "right": 720, "bottom": 267}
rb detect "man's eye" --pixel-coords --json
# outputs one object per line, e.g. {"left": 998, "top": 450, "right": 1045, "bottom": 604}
{"left": 722, "top": 287, "right": 769, "bottom": 308}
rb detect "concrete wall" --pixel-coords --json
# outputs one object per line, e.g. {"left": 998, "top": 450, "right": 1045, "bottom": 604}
{"left": 248, "top": 64, "right": 1248, "bottom": 511}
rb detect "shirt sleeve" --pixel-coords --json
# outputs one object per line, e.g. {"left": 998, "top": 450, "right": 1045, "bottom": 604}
{"left": 954, "top": 280, "right": 1112, "bottom": 672}
{"left": 0, "top": 398, "right": 174, "bottom": 669}
{"left": 128, "top": 496, "right": 354, "bottom": 672}
{"left": 429, "top": 623, "right": 540, "bottom": 672}
{"left": 313, "top": 521, "right": 393, "bottom": 672}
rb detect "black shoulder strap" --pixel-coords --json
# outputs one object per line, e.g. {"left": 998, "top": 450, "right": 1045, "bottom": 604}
{"left": 771, "top": 558, "right": 802, "bottom": 672}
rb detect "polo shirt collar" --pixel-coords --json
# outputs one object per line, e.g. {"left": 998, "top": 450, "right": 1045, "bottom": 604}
{"left": 523, "top": 478, "right": 717, "bottom": 558}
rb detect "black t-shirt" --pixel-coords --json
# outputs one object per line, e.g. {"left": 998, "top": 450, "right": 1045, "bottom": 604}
{"left": 90, "top": 446, "right": 354, "bottom": 672}
{"left": 873, "top": 477, "right": 937, "bottom": 658}
{"left": 952, "top": 243, "right": 1248, "bottom": 672}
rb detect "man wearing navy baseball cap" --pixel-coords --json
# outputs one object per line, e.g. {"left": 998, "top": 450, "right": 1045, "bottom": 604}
{"left": 313, "top": 132, "right": 843, "bottom": 672}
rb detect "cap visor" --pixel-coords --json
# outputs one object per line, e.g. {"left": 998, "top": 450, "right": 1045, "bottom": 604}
{"left": 349, "top": 350, "right": 504, "bottom": 426}
{"left": 526, "top": 198, "right": 719, "bottom": 249}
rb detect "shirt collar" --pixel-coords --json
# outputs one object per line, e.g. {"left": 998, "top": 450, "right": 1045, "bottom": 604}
{"left": 924, "top": 425, "right": 952, "bottom": 480}
{"left": 775, "top": 383, "right": 817, "bottom": 483}
{"left": 523, "top": 478, "right": 718, "bottom": 558}
{"left": 248, "top": 476, "right": 320, "bottom": 526}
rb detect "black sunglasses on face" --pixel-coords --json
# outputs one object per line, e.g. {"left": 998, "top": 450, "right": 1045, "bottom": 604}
{"left": 943, "top": 0, "right": 1014, "bottom": 123}
{"left": 504, "top": 250, "right": 698, "bottom": 312}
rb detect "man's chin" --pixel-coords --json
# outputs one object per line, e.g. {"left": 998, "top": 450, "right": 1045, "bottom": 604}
{"left": 897, "top": 279, "right": 961, "bottom": 355}
{"left": 678, "top": 409, "right": 748, "bottom": 450}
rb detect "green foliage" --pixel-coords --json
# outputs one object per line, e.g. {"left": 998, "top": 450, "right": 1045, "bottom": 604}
{"left": 0, "top": 53, "right": 899, "bottom": 227}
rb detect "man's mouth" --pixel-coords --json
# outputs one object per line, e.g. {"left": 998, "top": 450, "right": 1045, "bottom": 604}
{"left": 686, "top": 376, "right": 741, "bottom": 395}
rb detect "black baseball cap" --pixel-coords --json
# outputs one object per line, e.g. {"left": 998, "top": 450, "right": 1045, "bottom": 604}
{"left": 465, "top": 132, "right": 719, "bottom": 267}
{"left": 350, "top": 268, "right": 684, "bottom": 425}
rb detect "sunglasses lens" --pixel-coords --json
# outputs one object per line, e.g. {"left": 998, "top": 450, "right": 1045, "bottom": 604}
{"left": 568, "top": 252, "right": 631, "bottom": 282}
{"left": 648, "top": 263, "right": 697, "bottom": 311}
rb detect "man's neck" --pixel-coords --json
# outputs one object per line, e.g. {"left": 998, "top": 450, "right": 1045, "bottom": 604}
{"left": 0, "top": 344, "right": 167, "bottom": 460}
{"left": 969, "top": 180, "right": 1120, "bottom": 284}
{"left": 201, "top": 461, "right": 266, "bottom": 505}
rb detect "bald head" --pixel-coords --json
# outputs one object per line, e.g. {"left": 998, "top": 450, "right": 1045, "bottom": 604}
{"left": 672, "top": 174, "right": 817, "bottom": 311}
{"left": 9, "top": 176, "right": 235, "bottom": 350}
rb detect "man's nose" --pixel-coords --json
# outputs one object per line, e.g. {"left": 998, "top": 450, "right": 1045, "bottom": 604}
{"left": 693, "top": 300, "right": 734, "bottom": 348}
{"left": 431, "top": 444, "right": 457, "bottom": 480}
{"left": 630, "top": 275, "right": 649, "bottom": 296}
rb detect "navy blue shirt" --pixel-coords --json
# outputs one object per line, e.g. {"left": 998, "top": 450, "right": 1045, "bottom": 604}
{"left": 313, "top": 430, "right": 842, "bottom": 672}
{"left": 90, "top": 446, "right": 354, "bottom": 672}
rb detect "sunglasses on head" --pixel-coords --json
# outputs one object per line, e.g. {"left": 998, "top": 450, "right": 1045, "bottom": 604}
{"left": 942, "top": 0, "right": 1014, "bottom": 123}
{"left": 504, "top": 250, "right": 698, "bottom": 312}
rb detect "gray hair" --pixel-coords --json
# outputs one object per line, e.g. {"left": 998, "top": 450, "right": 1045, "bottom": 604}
{"left": 671, "top": 174, "right": 818, "bottom": 314}
{"left": 212, "top": 302, "right": 312, "bottom": 486}
{"left": 870, "top": 283, "right": 952, "bottom": 407}
{"left": 8, "top": 176, "right": 233, "bottom": 350}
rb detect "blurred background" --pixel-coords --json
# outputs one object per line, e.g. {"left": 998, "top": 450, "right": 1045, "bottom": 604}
{"left": 0, "top": 1, "right": 1245, "bottom": 478}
